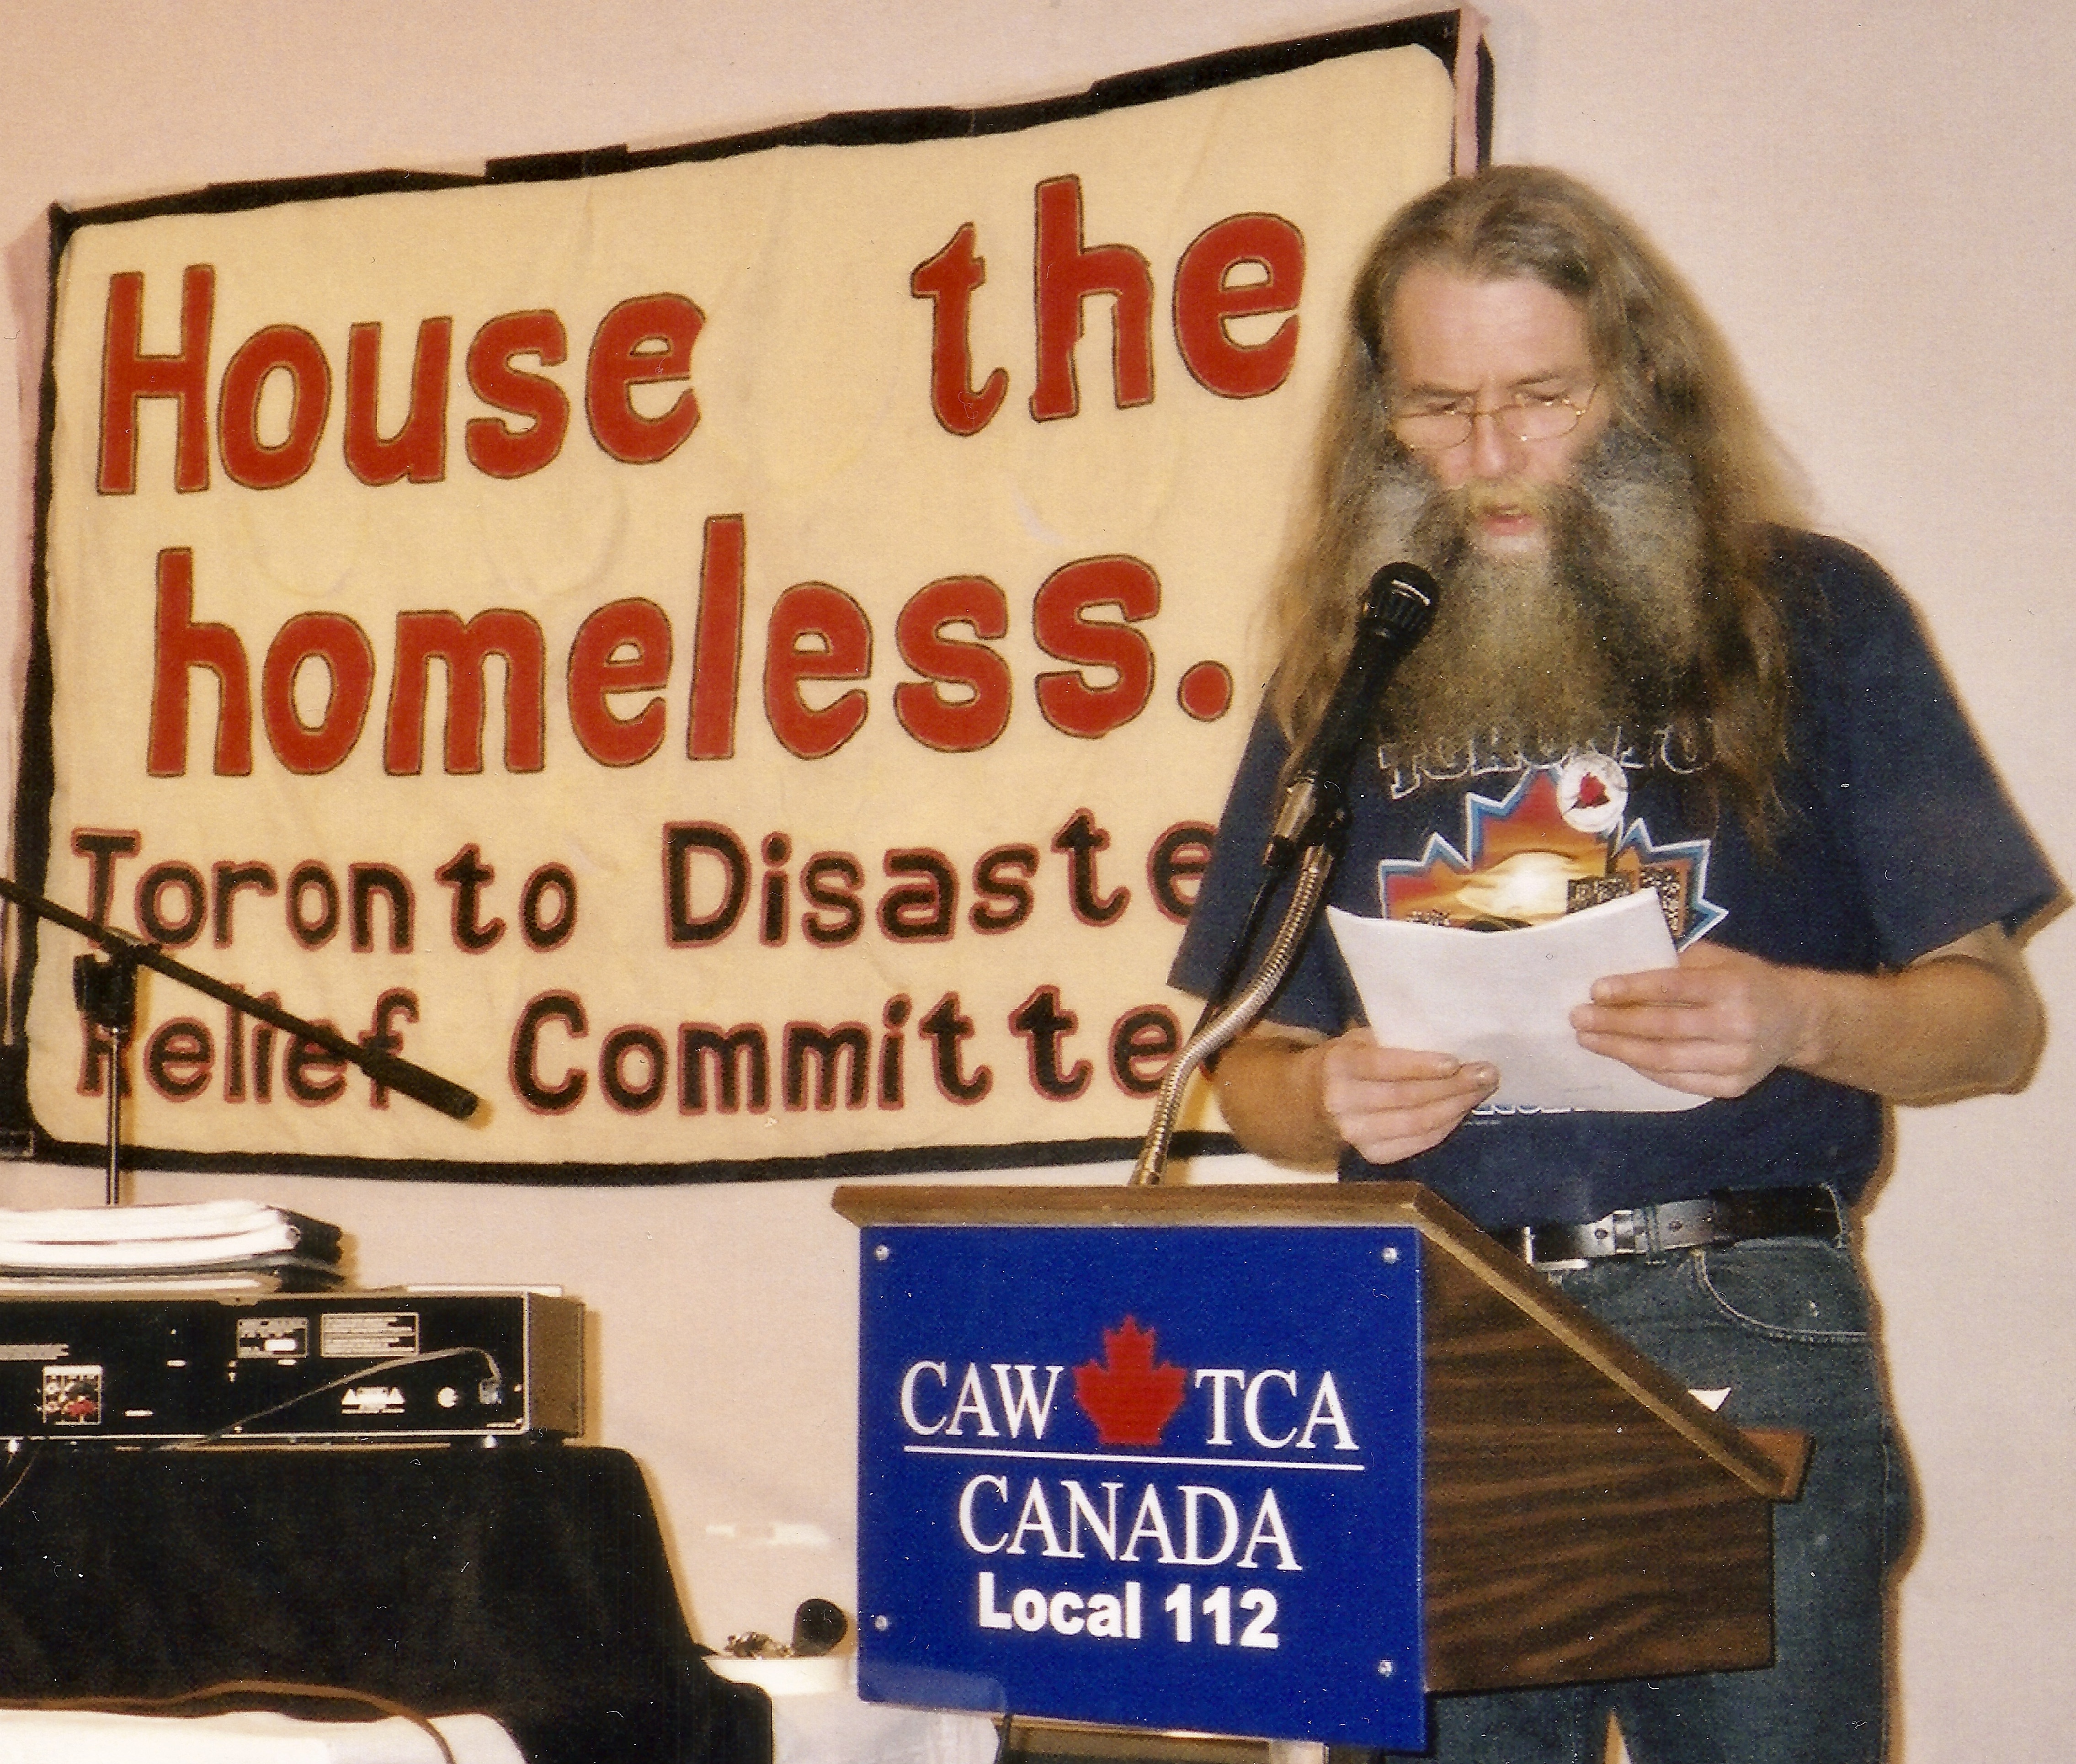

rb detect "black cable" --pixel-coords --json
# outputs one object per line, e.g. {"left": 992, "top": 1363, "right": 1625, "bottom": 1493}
{"left": 0, "top": 1679, "right": 459, "bottom": 1763}
{"left": 159, "top": 1345, "right": 504, "bottom": 1450}
{"left": 0, "top": 1436, "right": 42, "bottom": 1514}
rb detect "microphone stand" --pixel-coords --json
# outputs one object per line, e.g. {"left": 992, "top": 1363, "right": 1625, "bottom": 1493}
{"left": 1124, "top": 563, "right": 1435, "bottom": 1188}
{"left": 0, "top": 874, "right": 483, "bottom": 1206}
{"left": 1128, "top": 819, "right": 1341, "bottom": 1188}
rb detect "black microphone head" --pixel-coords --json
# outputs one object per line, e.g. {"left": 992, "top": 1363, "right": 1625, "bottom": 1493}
{"left": 1263, "top": 563, "right": 1437, "bottom": 863}
{"left": 1361, "top": 563, "right": 1439, "bottom": 645}
{"left": 791, "top": 1597, "right": 850, "bottom": 1657}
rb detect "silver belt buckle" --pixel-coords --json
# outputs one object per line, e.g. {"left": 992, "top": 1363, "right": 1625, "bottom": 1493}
{"left": 1517, "top": 1224, "right": 1589, "bottom": 1271}
{"left": 1602, "top": 1208, "right": 1643, "bottom": 1255}
{"left": 1645, "top": 1196, "right": 1721, "bottom": 1252}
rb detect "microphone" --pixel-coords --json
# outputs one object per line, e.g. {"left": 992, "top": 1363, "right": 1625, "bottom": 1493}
{"left": 1263, "top": 562, "right": 1438, "bottom": 864}
{"left": 790, "top": 1598, "right": 850, "bottom": 1657}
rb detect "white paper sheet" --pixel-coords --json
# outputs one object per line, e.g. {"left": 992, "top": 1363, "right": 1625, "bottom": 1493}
{"left": 1327, "top": 889, "right": 1706, "bottom": 1114}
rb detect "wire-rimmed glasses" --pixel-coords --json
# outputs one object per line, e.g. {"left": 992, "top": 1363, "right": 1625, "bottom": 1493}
{"left": 1389, "top": 384, "right": 1598, "bottom": 453}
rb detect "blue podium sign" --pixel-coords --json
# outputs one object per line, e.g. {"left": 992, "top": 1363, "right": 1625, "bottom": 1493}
{"left": 856, "top": 1222, "right": 1427, "bottom": 1749}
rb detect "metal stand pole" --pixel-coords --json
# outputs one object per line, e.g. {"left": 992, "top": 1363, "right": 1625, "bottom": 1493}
{"left": 72, "top": 950, "right": 138, "bottom": 1207}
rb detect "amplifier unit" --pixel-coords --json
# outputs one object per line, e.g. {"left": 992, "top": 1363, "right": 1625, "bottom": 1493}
{"left": 0, "top": 1289, "right": 582, "bottom": 1443}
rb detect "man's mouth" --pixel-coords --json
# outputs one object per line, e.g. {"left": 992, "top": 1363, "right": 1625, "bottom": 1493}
{"left": 1459, "top": 485, "right": 1551, "bottom": 549}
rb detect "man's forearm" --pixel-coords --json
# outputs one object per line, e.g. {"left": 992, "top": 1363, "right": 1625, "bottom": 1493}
{"left": 1574, "top": 925, "right": 2045, "bottom": 1105}
{"left": 1784, "top": 932, "right": 2043, "bottom": 1102}
{"left": 1209, "top": 1031, "right": 1339, "bottom": 1166}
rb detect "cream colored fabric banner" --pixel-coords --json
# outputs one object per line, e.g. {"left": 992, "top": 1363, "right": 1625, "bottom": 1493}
{"left": 26, "top": 23, "right": 1468, "bottom": 1176}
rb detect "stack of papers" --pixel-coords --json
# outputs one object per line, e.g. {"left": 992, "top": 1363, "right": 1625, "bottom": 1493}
{"left": 0, "top": 1199, "right": 346, "bottom": 1291}
{"left": 1327, "top": 889, "right": 1708, "bottom": 1114}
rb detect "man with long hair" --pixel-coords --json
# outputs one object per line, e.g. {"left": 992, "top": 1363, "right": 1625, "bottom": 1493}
{"left": 1170, "top": 166, "right": 2055, "bottom": 1762}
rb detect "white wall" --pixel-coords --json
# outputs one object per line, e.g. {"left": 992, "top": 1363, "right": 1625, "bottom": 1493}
{"left": 3, "top": 6, "right": 2071, "bottom": 1759}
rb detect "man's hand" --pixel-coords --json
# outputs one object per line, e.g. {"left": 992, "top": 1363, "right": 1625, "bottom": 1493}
{"left": 1318, "top": 1030, "right": 1501, "bottom": 1163}
{"left": 1569, "top": 926, "right": 2042, "bottom": 1104}
{"left": 1211, "top": 1026, "right": 1496, "bottom": 1167}
{"left": 1569, "top": 941, "right": 1814, "bottom": 1098}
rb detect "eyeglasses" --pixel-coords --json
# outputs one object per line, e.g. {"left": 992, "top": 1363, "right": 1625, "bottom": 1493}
{"left": 1388, "top": 384, "right": 1597, "bottom": 453}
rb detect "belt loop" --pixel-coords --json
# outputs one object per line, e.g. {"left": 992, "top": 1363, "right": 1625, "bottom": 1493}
{"left": 1820, "top": 1182, "right": 1850, "bottom": 1248}
{"left": 1640, "top": 1205, "right": 1667, "bottom": 1256}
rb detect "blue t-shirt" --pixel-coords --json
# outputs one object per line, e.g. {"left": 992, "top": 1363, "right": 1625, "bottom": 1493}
{"left": 1170, "top": 532, "right": 2058, "bottom": 1229}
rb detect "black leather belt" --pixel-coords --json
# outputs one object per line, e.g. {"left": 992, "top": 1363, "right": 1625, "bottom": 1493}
{"left": 1492, "top": 1184, "right": 1842, "bottom": 1268}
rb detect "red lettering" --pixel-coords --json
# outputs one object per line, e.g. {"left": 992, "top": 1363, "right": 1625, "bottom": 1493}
{"left": 261, "top": 613, "right": 375, "bottom": 774}
{"left": 568, "top": 597, "right": 672, "bottom": 767}
{"left": 687, "top": 514, "right": 746, "bottom": 760}
{"left": 1172, "top": 213, "right": 1304, "bottom": 399}
{"left": 910, "top": 223, "right": 1009, "bottom": 436}
{"left": 893, "top": 576, "right": 1012, "bottom": 752}
{"left": 1177, "top": 659, "right": 1233, "bottom": 722}
{"left": 585, "top": 293, "right": 702, "bottom": 464}
{"left": 344, "top": 317, "right": 452, "bottom": 485}
{"left": 99, "top": 266, "right": 214, "bottom": 495}
{"left": 147, "top": 548, "right": 251, "bottom": 776}
{"left": 1030, "top": 176, "right": 1154, "bottom": 421}
{"left": 217, "top": 325, "right": 330, "bottom": 490}
{"left": 764, "top": 582, "right": 872, "bottom": 760}
{"left": 463, "top": 310, "right": 570, "bottom": 479}
{"left": 1031, "top": 555, "right": 1160, "bottom": 738}
{"left": 384, "top": 608, "right": 547, "bottom": 774}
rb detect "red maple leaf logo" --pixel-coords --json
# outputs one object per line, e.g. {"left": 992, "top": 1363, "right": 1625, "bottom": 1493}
{"left": 1073, "top": 1317, "right": 1187, "bottom": 1446}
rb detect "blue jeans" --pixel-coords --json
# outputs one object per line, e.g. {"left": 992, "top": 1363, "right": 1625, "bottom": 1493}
{"left": 1368, "top": 1223, "right": 1915, "bottom": 1764}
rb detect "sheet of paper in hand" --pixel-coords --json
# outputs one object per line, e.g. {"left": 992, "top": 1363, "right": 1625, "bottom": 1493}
{"left": 1327, "top": 890, "right": 1708, "bottom": 1114}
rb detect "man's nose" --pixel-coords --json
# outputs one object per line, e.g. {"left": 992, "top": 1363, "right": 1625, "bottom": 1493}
{"left": 1463, "top": 406, "right": 1525, "bottom": 479}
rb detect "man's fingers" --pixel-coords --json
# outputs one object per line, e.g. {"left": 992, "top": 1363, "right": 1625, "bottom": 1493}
{"left": 1338, "top": 1084, "right": 1495, "bottom": 1162}
{"left": 1318, "top": 1035, "right": 1498, "bottom": 1163}
{"left": 1575, "top": 1026, "right": 1744, "bottom": 1080}
{"left": 1573, "top": 1000, "right": 1734, "bottom": 1044}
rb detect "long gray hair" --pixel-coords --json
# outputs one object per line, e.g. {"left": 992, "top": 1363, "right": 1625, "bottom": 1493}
{"left": 1268, "top": 165, "right": 1804, "bottom": 835}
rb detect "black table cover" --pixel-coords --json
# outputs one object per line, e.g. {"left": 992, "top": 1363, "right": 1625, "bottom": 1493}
{"left": 0, "top": 1441, "right": 770, "bottom": 1764}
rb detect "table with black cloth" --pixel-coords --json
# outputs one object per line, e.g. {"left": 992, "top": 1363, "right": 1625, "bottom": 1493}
{"left": 0, "top": 1441, "right": 771, "bottom": 1764}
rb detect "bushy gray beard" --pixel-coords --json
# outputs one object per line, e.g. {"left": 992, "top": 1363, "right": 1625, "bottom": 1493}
{"left": 1350, "top": 427, "right": 1709, "bottom": 770}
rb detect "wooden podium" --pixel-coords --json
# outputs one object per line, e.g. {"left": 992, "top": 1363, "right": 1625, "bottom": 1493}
{"left": 834, "top": 1180, "right": 1805, "bottom": 1755}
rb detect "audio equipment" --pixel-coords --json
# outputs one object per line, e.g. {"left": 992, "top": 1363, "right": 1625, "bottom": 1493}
{"left": 0, "top": 1288, "right": 582, "bottom": 1443}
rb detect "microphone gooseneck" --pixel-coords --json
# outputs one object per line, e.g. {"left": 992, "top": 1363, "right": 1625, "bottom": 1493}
{"left": 1130, "top": 564, "right": 1439, "bottom": 1187}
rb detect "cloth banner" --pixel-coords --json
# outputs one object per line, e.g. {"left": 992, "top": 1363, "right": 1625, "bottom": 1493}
{"left": 18, "top": 15, "right": 1481, "bottom": 1180}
